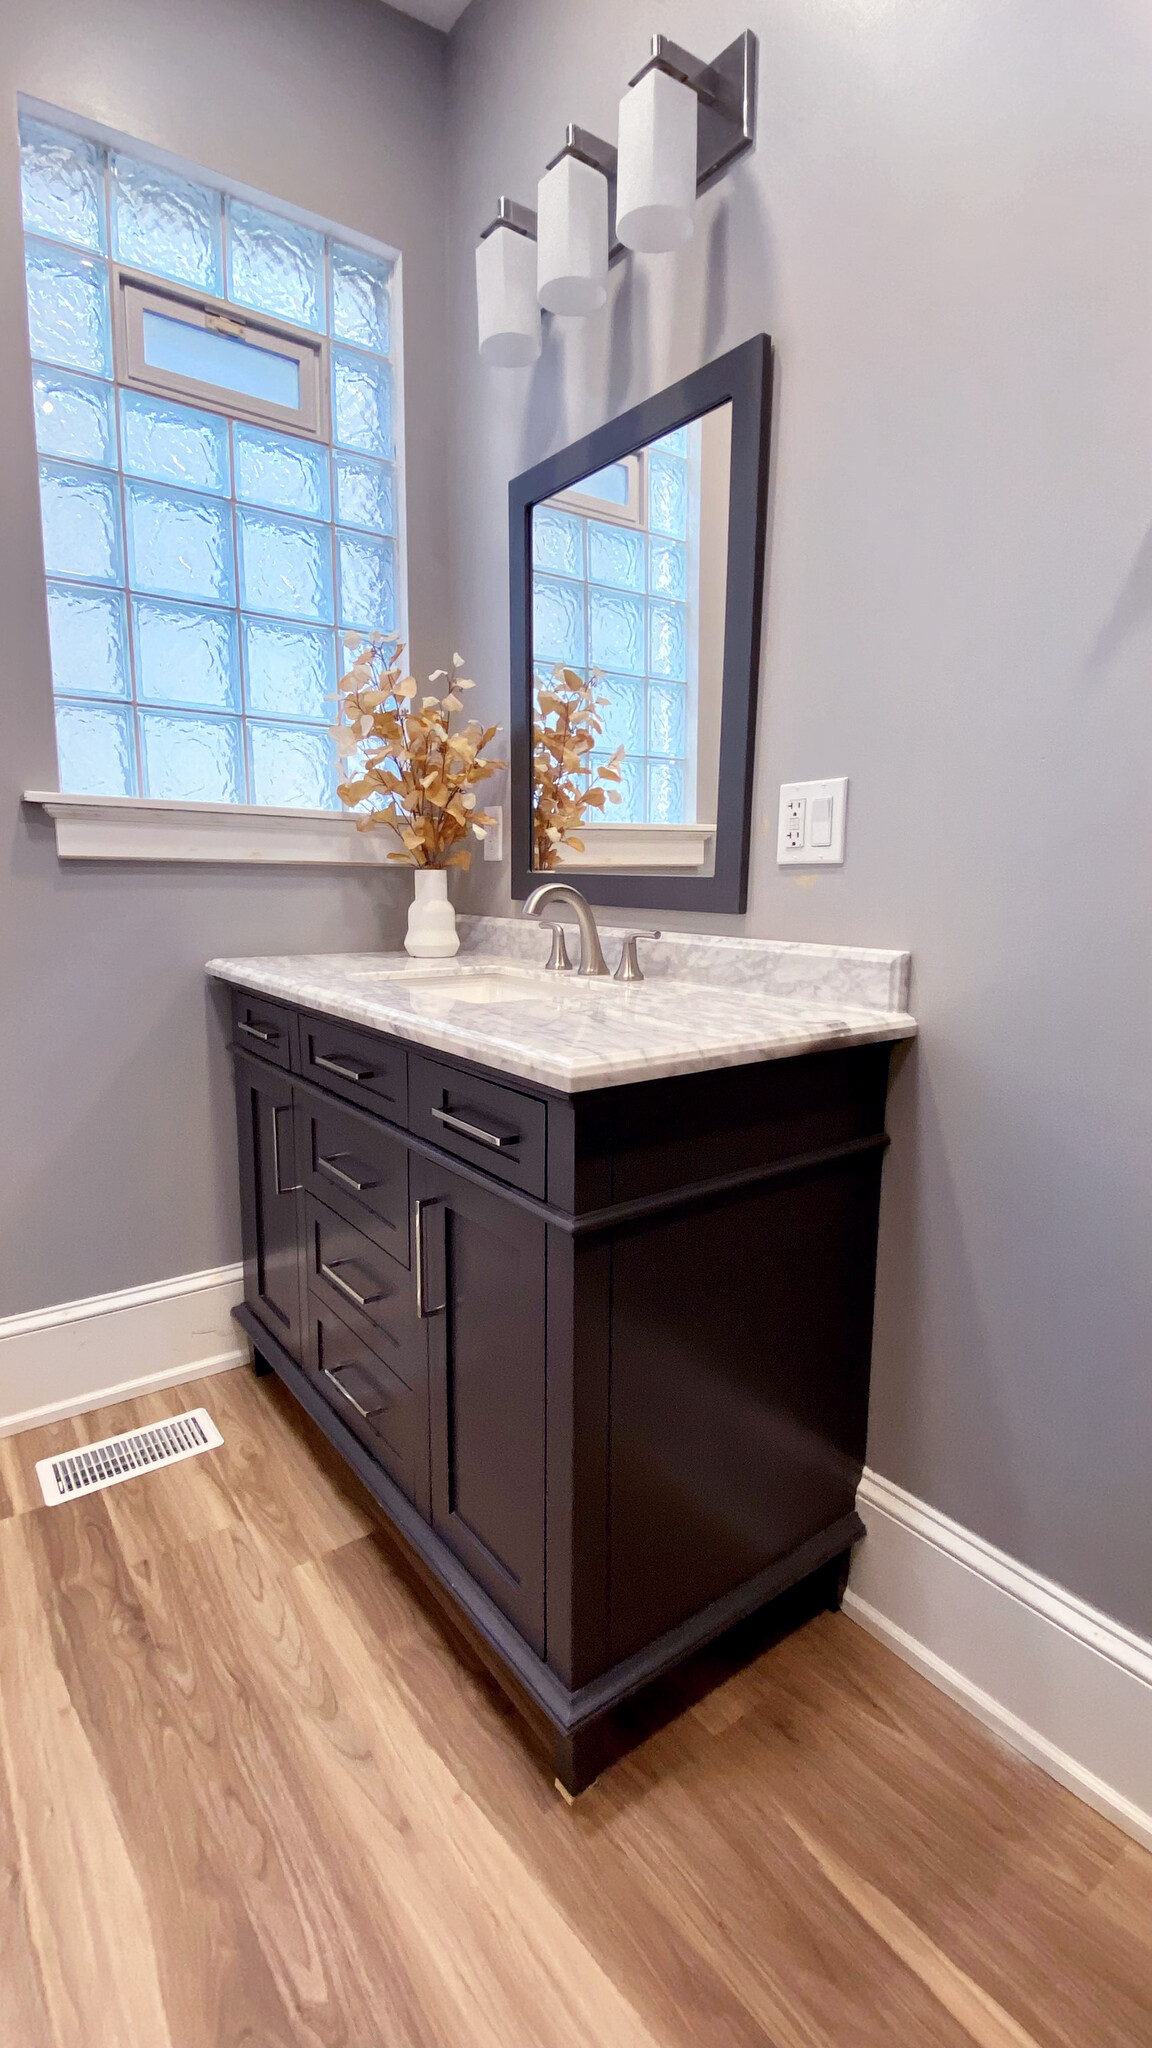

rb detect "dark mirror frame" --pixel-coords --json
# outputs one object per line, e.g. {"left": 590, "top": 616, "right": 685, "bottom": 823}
{"left": 508, "top": 332, "right": 774, "bottom": 913}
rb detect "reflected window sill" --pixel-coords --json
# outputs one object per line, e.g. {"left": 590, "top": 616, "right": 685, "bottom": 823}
{"left": 23, "top": 791, "right": 401, "bottom": 867}
{"left": 551, "top": 821, "right": 716, "bottom": 873}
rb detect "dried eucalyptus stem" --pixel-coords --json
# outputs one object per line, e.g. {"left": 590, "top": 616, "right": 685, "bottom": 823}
{"left": 333, "top": 634, "right": 503, "bottom": 869}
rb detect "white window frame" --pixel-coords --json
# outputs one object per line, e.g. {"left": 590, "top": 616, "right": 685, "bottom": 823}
{"left": 553, "top": 451, "right": 644, "bottom": 527}
{"left": 116, "top": 270, "right": 328, "bottom": 437}
{"left": 18, "top": 94, "right": 410, "bottom": 866}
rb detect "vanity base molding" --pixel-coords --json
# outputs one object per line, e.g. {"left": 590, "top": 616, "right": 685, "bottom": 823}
{"left": 237, "top": 1304, "right": 860, "bottom": 1791}
{"left": 225, "top": 986, "right": 898, "bottom": 1793}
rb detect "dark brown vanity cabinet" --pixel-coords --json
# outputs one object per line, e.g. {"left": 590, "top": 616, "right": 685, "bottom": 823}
{"left": 229, "top": 992, "right": 896, "bottom": 1791}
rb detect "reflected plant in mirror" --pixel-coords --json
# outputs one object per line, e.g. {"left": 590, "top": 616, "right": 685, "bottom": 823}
{"left": 333, "top": 637, "right": 503, "bottom": 867}
{"left": 532, "top": 663, "right": 624, "bottom": 869}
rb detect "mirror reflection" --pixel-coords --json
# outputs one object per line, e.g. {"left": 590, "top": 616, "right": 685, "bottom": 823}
{"left": 530, "top": 400, "right": 732, "bottom": 874}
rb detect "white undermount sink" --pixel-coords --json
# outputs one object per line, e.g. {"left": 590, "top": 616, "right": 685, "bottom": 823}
{"left": 401, "top": 971, "right": 559, "bottom": 1005}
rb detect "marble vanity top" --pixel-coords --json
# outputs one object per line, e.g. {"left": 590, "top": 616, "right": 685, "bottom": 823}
{"left": 209, "top": 916, "right": 914, "bottom": 1094}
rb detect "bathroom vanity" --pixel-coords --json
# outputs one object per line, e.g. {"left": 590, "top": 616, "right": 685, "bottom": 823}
{"left": 210, "top": 918, "right": 914, "bottom": 1791}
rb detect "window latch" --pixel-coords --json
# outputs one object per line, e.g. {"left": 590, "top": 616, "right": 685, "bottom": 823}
{"left": 205, "top": 311, "right": 247, "bottom": 338}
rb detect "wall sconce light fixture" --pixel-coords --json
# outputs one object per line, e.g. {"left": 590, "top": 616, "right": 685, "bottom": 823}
{"left": 476, "top": 30, "right": 757, "bottom": 362}
{"left": 616, "top": 64, "right": 698, "bottom": 253}
{"left": 475, "top": 199, "right": 541, "bottom": 367}
{"left": 537, "top": 128, "right": 617, "bottom": 316}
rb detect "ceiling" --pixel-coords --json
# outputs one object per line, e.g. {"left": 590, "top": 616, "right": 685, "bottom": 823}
{"left": 385, "top": 0, "right": 472, "bottom": 29}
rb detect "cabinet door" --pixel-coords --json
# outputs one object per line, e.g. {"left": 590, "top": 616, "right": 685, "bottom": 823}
{"left": 413, "top": 1157, "right": 547, "bottom": 1653}
{"left": 234, "top": 1052, "right": 304, "bottom": 1361}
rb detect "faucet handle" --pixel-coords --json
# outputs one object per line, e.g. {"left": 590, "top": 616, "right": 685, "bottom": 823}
{"left": 613, "top": 930, "right": 661, "bottom": 983}
{"left": 544, "top": 924, "right": 574, "bottom": 972}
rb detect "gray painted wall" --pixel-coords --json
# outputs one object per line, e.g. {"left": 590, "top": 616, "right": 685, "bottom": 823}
{"left": 5, "top": 0, "right": 1148, "bottom": 1647}
{"left": 0, "top": 0, "right": 447, "bottom": 1315}
{"left": 445, "top": 0, "right": 1152, "bottom": 1637}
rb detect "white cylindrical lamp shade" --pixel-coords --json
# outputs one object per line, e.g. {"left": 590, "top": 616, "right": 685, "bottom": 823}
{"left": 537, "top": 155, "right": 608, "bottom": 316}
{"left": 615, "top": 68, "right": 698, "bottom": 254}
{"left": 476, "top": 224, "right": 541, "bottom": 367}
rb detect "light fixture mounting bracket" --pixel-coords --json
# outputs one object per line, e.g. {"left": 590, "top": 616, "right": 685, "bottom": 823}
{"left": 479, "top": 196, "right": 538, "bottom": 243}
{"left": 628, "top": 28, "right": 757, "bottom": 195}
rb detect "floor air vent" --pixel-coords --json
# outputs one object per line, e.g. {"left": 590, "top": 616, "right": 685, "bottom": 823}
{"left": 36, "top": 1408, "right": 223, "bottom": 1506}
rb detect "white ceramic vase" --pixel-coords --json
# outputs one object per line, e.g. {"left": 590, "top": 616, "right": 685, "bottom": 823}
{"left": 404, "top": 867, "right": 458, "bottom": 958}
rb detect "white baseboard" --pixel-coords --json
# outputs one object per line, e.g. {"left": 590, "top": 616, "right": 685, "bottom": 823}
{"left": 847, "top": 1469, "right": 1152, "bottom": 1853}
{"left": 0, "top": 1264, "right": 248, "bottom": 1438}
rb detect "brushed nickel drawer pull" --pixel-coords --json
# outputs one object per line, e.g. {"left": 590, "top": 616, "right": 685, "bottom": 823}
{"left": 319, "top": 1260, "right": 383, "bottom": 1310}
{"left": 239, "top": 1019, "right": 279, "bottom": 1043}
{"left": 314, "top": 1052, "right": 375, "bottom": 1082}
{"left": 321, "top": 1367, "right": 380, "bottom": 1422}
{"left": 271, "top": 1104, "right": 301, "bottom": 1195}
{"left": 414, "top": 1198, "right": 446, "bottom": 1318}
{"left": 316, "top": 1153, "right": 379, "bottom": 1194}
{"left": 431, "top": 1105, "right": 515, "bottom": 1151}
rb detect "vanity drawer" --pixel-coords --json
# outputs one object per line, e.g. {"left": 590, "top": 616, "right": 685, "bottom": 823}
{"left": 309, "top": 1296, "right": 425, "bottom": 1508}
{"left": 230, "top": 991, "right": 296, "bottom": 1071}
{"left": 304, "top": 1195, "right": 418, "bottom": 1380}
{"left": 298, "top": 1083, "right": 410, "bottom": 1264}
{"left": 299, "top": 1011, "right": 407, "bottom": 1122}
{"left": 409, "top": 1055, "right": 547, "bottom": 1199}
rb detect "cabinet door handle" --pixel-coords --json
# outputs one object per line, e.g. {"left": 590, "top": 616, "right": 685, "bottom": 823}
{"left": 321, "top": 1366, "right": 380, "bottom": 1422}
{"left": 272, "top": 1104, "right": 301, "bottom": 1195}
{"left": 239, "top": 1019, "right": 279, "bottom": 1044}
{"left": 313, "top": 1052, "right": 375, "bottom": 1082}
{"left": 431, "top": 1105, "right": 515, "bottom": 1151}
{"left": 316, "top": 1152, "right": 379, "bottom": 1194}
{"left": 414, "top": 1198, "right": 445, "bottom": 1317}
{"left": 319, "top": 1260, "right": 384, "bottom": 1310}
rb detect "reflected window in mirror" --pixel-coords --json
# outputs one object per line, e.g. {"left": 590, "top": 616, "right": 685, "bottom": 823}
{"left": 531, "top": 406, "right": 731, "bottom": 833}
{"left": 509, "top": 335, "right": 772, "bottom": 913}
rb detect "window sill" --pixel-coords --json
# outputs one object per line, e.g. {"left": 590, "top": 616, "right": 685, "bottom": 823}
{"left": 23, "top": 791, "right": 402, "bottom": 867}
{"left": 553, "top": 822, "right": 716, "bottom": 872}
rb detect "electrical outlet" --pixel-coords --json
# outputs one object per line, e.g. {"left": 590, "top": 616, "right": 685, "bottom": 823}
{"left": 777, "top": 778, "right": 848, "bottom": 865}
{"left": 482, "top": 804, "right": 504, "bottom": 862}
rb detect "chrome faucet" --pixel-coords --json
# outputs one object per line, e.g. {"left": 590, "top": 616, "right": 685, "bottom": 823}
{"left": 521, "top": 882, "right": 609, "bottom": 977}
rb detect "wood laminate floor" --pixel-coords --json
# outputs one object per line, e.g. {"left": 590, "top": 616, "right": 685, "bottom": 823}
{"left": 1, "top": 1366, "right": 1149, "bottom": 2048}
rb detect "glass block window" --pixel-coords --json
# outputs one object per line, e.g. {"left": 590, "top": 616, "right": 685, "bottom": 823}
{"left": 534, "top": 423, "right": 697, "bottom": 826}
{"left": 20, "top": 111, "right": 403, "bottom": 807}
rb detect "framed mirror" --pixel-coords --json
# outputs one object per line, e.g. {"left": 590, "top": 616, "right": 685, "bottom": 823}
{"left": 509, "top": 334, "right": 773, "bottom": 912}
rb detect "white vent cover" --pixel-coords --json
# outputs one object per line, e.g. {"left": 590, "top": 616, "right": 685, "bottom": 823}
{"left": 36, "top": 1408, "right": 223, "bottom": 1506}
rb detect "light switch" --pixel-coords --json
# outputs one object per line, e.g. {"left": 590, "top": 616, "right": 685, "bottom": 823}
{"left": 776, "top": 778, "right": 848, "bottom": 865}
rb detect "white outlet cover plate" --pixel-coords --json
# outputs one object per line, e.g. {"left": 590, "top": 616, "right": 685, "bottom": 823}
{"left": 482, "top": 804, "right": 504, "bottom": 862}
{"left": 777, "top": 777, "right": 848, "bottom": 865}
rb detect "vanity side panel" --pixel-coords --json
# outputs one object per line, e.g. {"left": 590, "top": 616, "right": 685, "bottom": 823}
{"left": 610, "top": 1044, "right": 891, "bottom": 1202}
{"left": 605, "top": 1148, "right": 886, "bottom": 1666}
{"left": 545, "top": 1227, "right": 612, "bottom": 1689}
